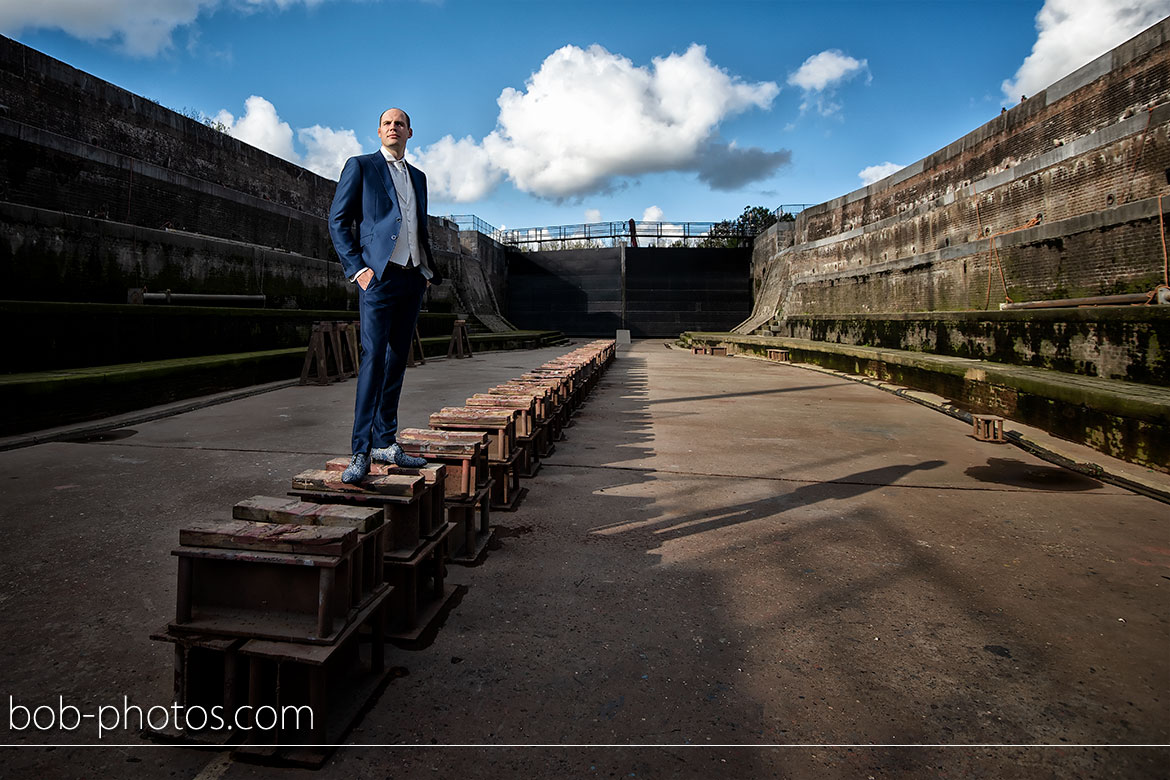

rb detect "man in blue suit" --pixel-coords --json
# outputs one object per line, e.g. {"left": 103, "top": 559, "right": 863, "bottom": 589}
{"left": 329, "top": 107, "right": 443, "bottom": 483}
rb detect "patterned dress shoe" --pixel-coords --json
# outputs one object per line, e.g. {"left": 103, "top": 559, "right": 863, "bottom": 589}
{"left": 371, "top": 443, "right": 427, "bottom": 468}
{"left": 341, "top": 452, "right": 371, "bottom": 484}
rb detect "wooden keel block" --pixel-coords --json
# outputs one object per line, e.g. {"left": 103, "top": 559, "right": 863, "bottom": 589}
{"left": 232, "top": 496, "right": 310, "bottom": 522}
{"left": 292, "top": 469, "right": 422, "bottom": 497}
{"left": 325, "top": 457, "right": 447, "bottom": 491}
{"left": 429, "top": 408, "right": 515, "bottom": 462}
{"left": 767, "top": 348, "right": 790, "bottom": 362}
{"left": 397, "top": 429, "right": 486, "bottom": 499}
{"left": 397, "top": 427, "right": 487, "bottom": 457}
{"left": 180, "top": 520, "right": 357, "bottom": 557}
{"left": 446, "top": 319, "right": 474, "bottom": 359}
{"left": 233, "top": 496, "right": 383, "bottom": 533}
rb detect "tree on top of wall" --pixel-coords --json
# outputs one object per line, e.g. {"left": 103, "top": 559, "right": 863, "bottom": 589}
{"left": 700, "top": 205, "right": 778, "bottom": 248}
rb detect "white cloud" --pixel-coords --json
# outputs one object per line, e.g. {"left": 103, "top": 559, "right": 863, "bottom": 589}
{"left": 858, "top": 161, "right": 904, "bottom": 185}
{"left": 214, "top": 95, "right": 356, "bottom": 180}
{"left": 0, "top": 0, "right": 212, "bottom": 56}
{"left": 584, "top": 208, "right": 602, "bottom": 223}
{"left": 415, "top": 43, "right": 788, "bottom": 202}
{"left": 0, "top": 0, "right": 327, "bottom": 57}
{"left": 1003, "top": 0, "right": 1170, "bottom": 103}
{"left": 787, "top": 49, "right": 870, "bottom": 118}
{"left": 214, "top": 96, "right": 295, "bottom": 162}
{"left": 787, "top": 50, "right": 868, "bottom": 91}
{"left": 409, "top": 134, "right": 501, "bottom": 202}
{"left": 642, "top": 205, "right": 664, "bottom": 222}
{"left": 299, "top": 124, "right": 362, "bottom": 179}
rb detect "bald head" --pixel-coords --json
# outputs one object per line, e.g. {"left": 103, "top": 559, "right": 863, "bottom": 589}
{"left": 379, "top": 107, "right": 411, "bottom": 128}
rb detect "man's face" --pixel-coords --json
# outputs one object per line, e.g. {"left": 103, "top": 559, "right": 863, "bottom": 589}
{"left": 378, "top": 109, "right": 412, "bottom": 157}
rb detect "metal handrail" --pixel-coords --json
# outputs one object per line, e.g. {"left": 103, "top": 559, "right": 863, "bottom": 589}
{"left": 447, "top": 205, "right": 815, "bottom": 247}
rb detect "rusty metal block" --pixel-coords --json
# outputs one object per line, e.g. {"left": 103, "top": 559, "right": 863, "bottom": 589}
{"left": 148, "top": 628, "right": 247, "bottom": 744}
{"left": 447, "top": 481, "right": 492, "bottom": 565}
{"left": 235, "top": 495, "right": 387, "bottom": 605}
{"left": 384, "top": 521, "right": 457, "bottom": 636}
{"left": 972, "top": 414, "right": 1006, "bottom": 442}
{"left": 489, "top": 449, "right": 527, "bottom": 512}
{"left": 170, "top": 524, "right": 384, "bottom": 644}
{"left": 235, "top": 588, "right": 388, "bottom": 761}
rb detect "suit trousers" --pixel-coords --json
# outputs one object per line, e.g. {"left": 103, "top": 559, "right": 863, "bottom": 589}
{"left": 351, "top": 266, "right": 427, "bottom": 455}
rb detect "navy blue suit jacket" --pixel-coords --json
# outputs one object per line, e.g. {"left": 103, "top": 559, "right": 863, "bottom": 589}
{"left": 328, "top": 152, "right": 442, "bottom": 285}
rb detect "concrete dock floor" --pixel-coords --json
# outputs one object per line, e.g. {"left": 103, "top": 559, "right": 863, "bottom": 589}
{"left": 0, "top": 340, "right": 1166, "bottom": 778}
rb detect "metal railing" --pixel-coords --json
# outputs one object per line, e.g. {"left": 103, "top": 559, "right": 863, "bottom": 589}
{"left": 773, "top": 204, "right": 813, "bottom": 219}
{"left": 448, "top": 205, "right": 815, "bottom": 247}
{"left": 500, "top": 220, "right": 742, "bottom": 247}
{"left": 447, "top": 214, "right": 505, "bottom": 241}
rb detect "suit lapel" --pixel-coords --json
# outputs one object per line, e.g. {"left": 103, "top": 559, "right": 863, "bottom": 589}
{"left": 372, "top": 152, "right": 395, "bottom": 200}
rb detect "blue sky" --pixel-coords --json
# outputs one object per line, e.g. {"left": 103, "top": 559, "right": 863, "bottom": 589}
{"left": 3, "top": 0, "right": 1168, "bottom": 232}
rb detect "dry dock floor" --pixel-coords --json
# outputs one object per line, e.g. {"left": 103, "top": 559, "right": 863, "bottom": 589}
{"left": 0, "top": 340, "right": 1166, "bottom": 778}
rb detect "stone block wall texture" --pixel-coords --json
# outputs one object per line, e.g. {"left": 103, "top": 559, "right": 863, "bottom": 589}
{"left": 745, "top": 19, "right": 1170, "bottom": 327}
{"left": 779, "top": 308, "right": 1167, "bottom": 385}
{"left": 0, "top": 34, "right": 506, "bottom": 315}
{"left": 0, "top": 201, "right": 352, "bottom": 309}
{"left": 0, "top": 36, "right": 335, "bottom": 258}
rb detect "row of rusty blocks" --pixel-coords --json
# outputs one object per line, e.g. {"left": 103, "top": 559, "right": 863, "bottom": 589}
{"left": 148, "top": 339, "right": 618, "bottom": 762}
{"left": 396, "top": 339, "right": 618, "bottom": 564}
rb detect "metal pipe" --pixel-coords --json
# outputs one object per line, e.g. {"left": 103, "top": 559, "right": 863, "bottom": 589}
{"left": 141, "top": 292, "right": 267, "bottom": 307}
{"left": 1000, "top": 291, "right": 1167, "bottom": 310}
